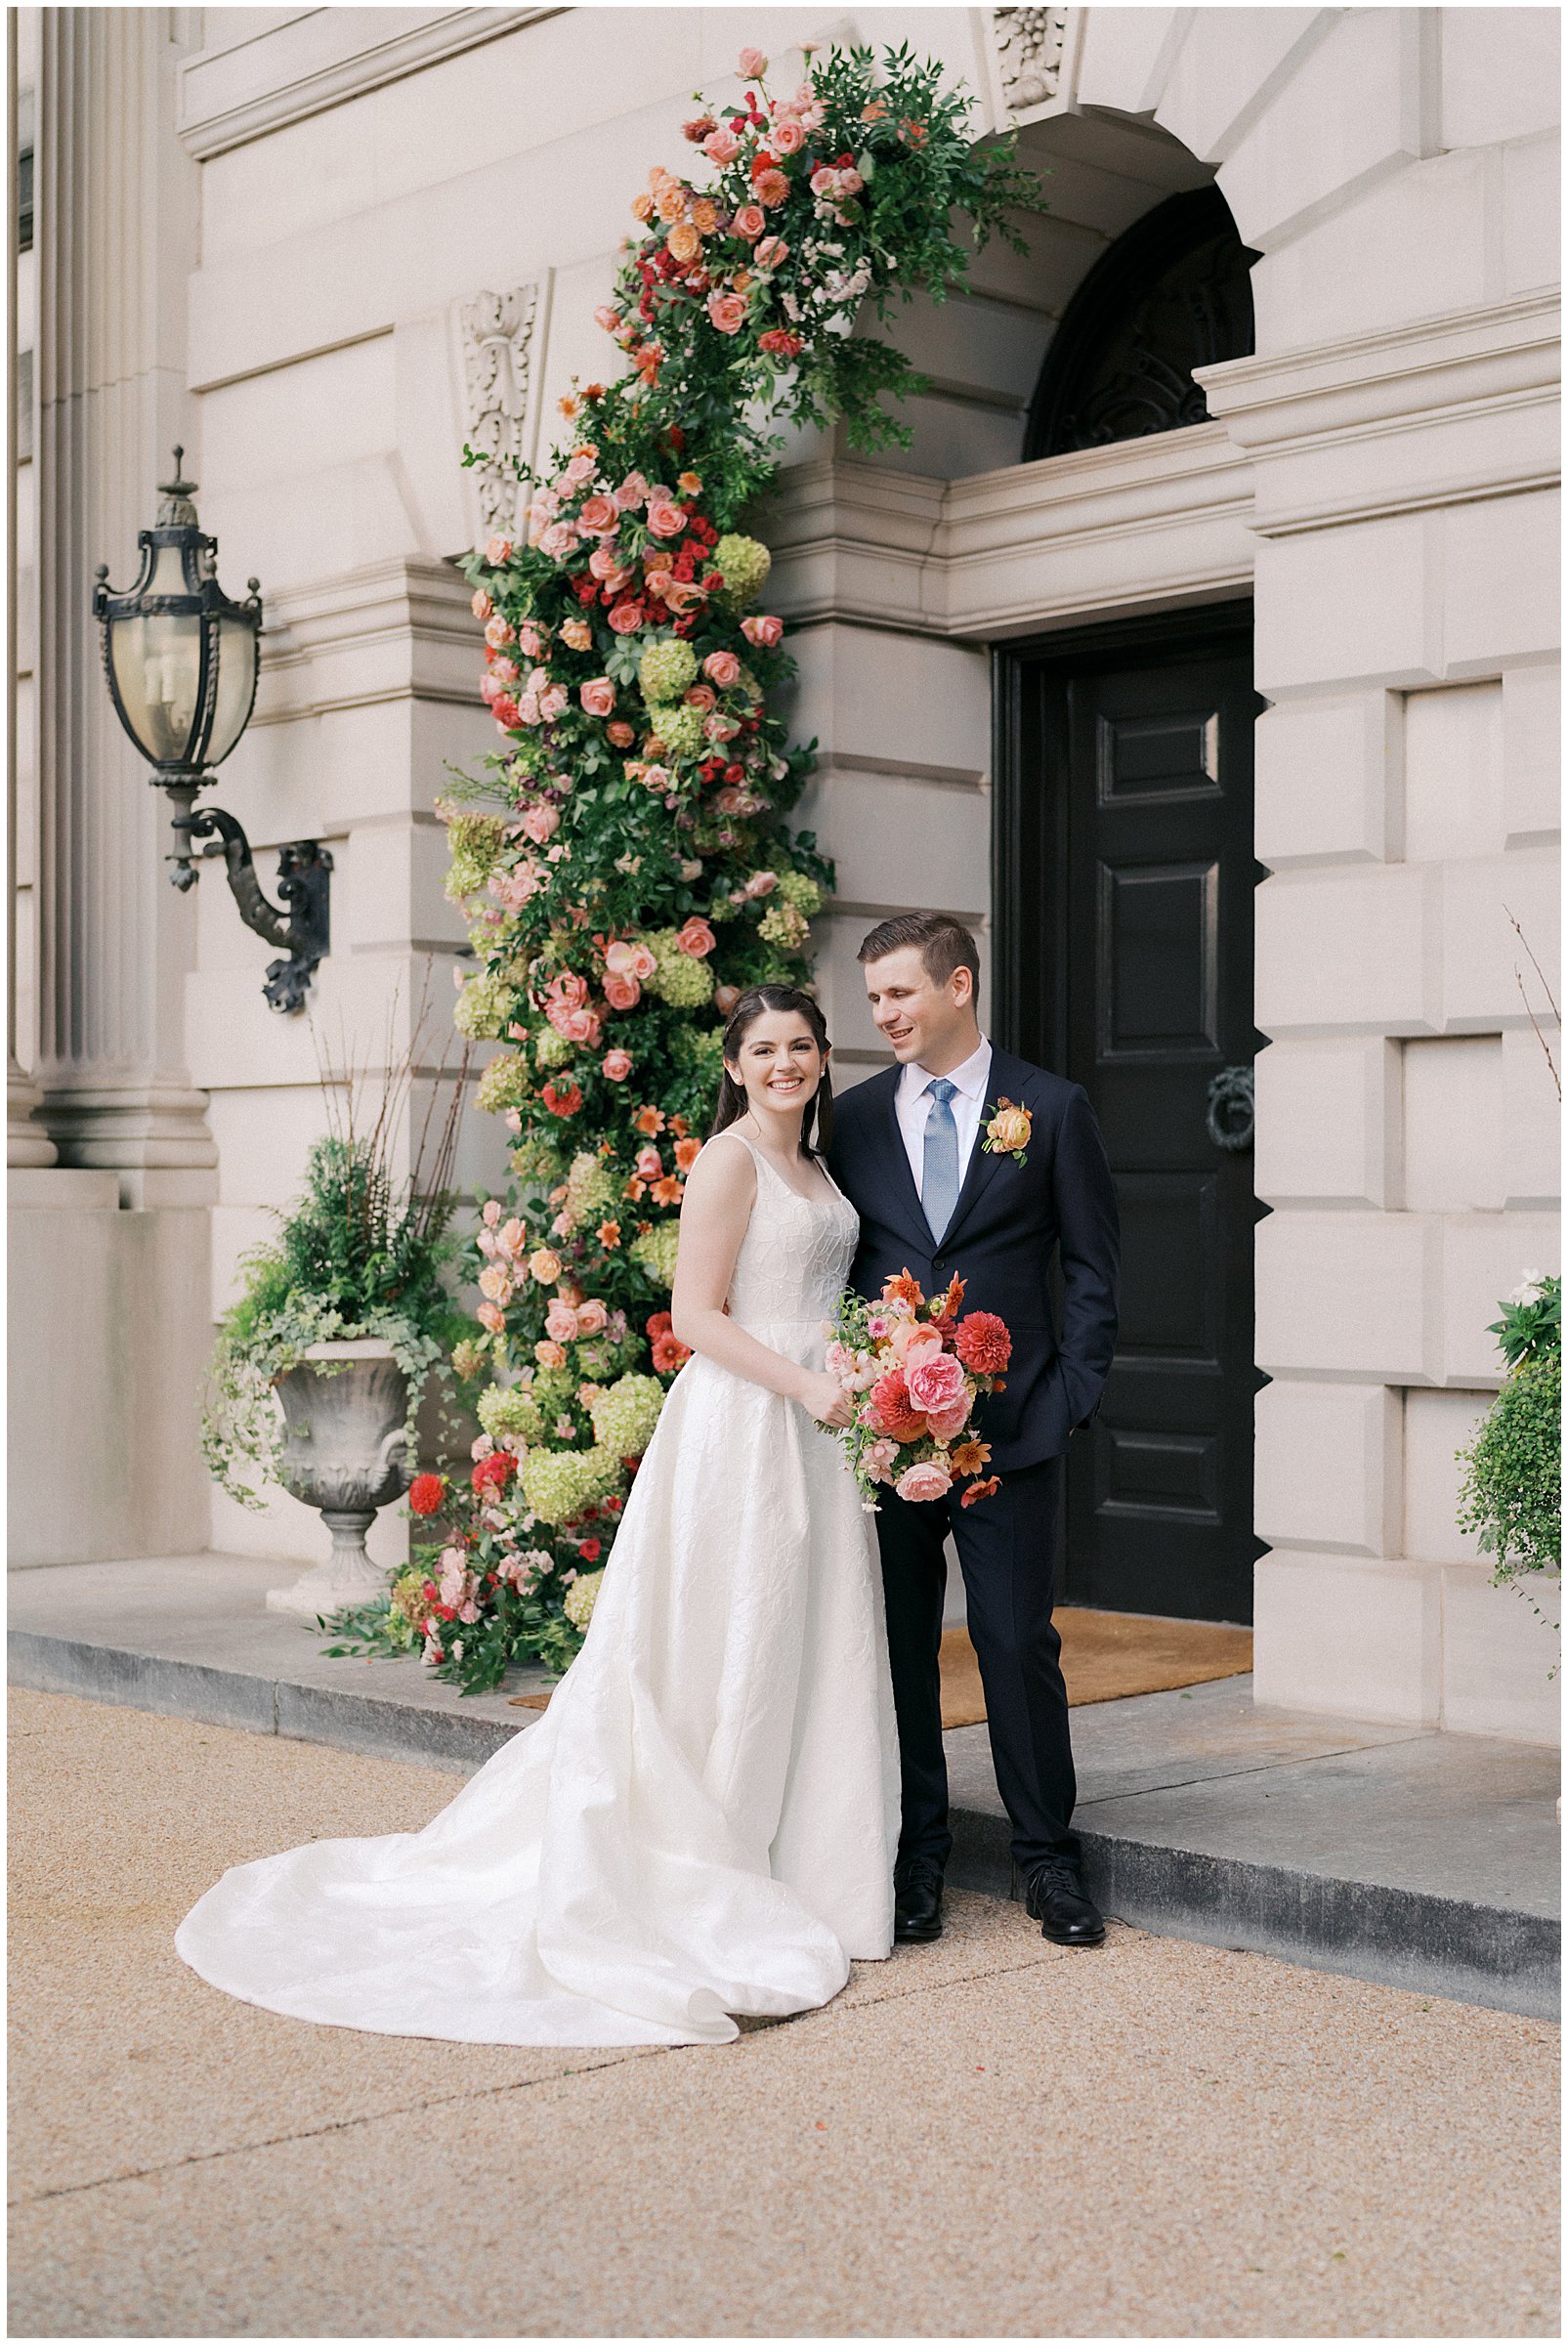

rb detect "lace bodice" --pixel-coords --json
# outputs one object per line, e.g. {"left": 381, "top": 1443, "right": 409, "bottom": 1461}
{"left": 716, "top": 1130, "right": 859, "bottom": 1330}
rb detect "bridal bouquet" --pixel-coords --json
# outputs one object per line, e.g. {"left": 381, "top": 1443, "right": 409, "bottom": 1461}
{"left": 826, "top": 1272, "right": 1011, "bottom": 1511}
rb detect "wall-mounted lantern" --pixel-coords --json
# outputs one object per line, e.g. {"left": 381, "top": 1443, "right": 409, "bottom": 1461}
{"left": 93, "top": 448, "right": 331, "bottom": 1014}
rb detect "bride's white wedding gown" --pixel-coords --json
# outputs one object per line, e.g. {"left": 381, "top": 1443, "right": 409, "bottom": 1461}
{"left": 176, "top": 1130, "right": 900, "bottom": 2047}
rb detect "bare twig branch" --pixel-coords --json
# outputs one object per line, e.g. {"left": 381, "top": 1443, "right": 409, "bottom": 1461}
{"left": 1504, "top": 906, "right": 1562, "bottom": 1101}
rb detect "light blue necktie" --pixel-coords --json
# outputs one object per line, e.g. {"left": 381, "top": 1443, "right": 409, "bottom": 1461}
{"left": 920, "top": 1077, "right": 959, "bottom": 1243}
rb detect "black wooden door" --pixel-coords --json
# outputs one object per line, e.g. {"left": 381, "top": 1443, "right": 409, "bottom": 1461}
{"left": 995, "top": 606, "right": 1261, "bottom": 1625}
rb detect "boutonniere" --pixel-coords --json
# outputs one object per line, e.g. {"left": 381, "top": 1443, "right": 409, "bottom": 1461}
{"left": 982, "top": 1098, "right": 1031, "bottom": 1167}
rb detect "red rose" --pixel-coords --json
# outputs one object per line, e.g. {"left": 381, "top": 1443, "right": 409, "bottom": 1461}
{"left": 578, "top": 1537, "right": 603, "bottom": 1563}
{"left": 954, "top": 1311, "right": 1012, "bottom": 1376}
{"left": 408, "top": 1473, "right": 445, "bottom": 1517}
{"left": 472, "top": 1451, "right": 517, "bottom": 1496}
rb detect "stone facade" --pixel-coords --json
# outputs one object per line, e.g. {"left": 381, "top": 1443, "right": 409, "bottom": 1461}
{"left": 10, "top": 7, "right": 1560, "bottom": 1738}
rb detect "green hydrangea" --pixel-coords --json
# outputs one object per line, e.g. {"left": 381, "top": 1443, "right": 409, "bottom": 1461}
{"left": 586, "top": 1372, "right": 666, "bottom": 1459}
{"left": 477, "top": 1384, "right": 544, "bottom": 1446}
{"left": 563, "top": 1568, "right": 605, "bottom": 1631}
{"left": 521, "top": 1443, "right": 622, "bottom": 1525}
{"left": 477, "top": 1052, "right": 530, "bottom": 1114}
{"left": 671, "top": 1026, "right": 726, "bottom": 1084}
{"left": 445, "top": 813, "right": 510, "bottom": 901}
{"left": 453, "top": 969, "right": 518, "bottom": 1041}
{"left": 639, "top": 638, "right": 698, "bottom": 704}
{"left": 776, "top": 870, "right": 823, "bottom": 917}
{"left": 534, "top": 1029, "right": 575, "bottom": 1071}
{"left": 758, "top": 899, "right": 811, "bottom": 952}
{"left": 563, "top": 1150, "right": 619, "bottom": 1230}
{"left": 643, "top": 930, "right": 714, "bottom": 1008}
{"left": 712, "top": 533, "right": 771, "bottom": 610}
{"left": 629, "top": 1218, "right": 681, "bottom": 1289}
{"left": 649, "top": 704, "right": 706, "bottom": 763}
{"left": 531, "top": 1368, "right": 576, "bottom": 1423}
{"left": 511, "top": 1136, "right": 566, "bottom": 1181}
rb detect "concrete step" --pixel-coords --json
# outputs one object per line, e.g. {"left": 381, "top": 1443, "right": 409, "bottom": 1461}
{"left": 9, "top": 1554, "right": 1560, "bottom": 2022}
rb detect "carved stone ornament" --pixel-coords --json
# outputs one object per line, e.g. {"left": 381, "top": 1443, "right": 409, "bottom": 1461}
{"left": 458, "top": 281, "right": 542, "bottom": 542}
{"left": 993, "top": 7, "right": 1073, "bottom": 119}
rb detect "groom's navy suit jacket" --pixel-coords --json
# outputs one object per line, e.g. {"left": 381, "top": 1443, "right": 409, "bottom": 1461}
{"left": 828, "top": 1046, "right": 1120, "bottom": 1472}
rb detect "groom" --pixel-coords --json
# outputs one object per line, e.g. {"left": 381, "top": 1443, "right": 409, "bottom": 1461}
{"left": 828, "top": 913, "right": 1120, "bottom": 1948}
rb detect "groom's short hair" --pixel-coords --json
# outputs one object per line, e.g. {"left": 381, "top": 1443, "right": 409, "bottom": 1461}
{"left": 858, "top": 912, "right": 980, "bottom": 991}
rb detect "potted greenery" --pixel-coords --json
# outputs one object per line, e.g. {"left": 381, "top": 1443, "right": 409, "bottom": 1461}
{"left": 1457, "top": 1271, "right": 1561, "bottom": 1660}
{"left": 203, "top": 1070, "right": 469, "bottom": 1616}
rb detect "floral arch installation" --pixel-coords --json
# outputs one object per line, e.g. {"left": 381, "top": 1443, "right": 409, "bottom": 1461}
{"left": 1024, "top": 184, "right": 1255, "bottom": 460}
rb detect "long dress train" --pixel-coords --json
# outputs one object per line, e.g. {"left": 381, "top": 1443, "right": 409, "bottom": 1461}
{"left": 175, "top": 1130, "right": 901, "bottom": 2046}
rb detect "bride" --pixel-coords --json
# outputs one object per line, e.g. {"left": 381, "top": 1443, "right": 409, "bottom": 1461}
{"left": 176, "top": 985, "right": 901, "bottom": 2047}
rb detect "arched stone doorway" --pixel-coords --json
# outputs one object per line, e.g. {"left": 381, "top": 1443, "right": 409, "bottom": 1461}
{"left": 992, "top": 163, "right": 1262, "bottom": 1628}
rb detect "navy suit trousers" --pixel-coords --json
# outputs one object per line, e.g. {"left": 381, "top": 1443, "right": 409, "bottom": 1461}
{"left": 874, "top": 1455, "right": 1079, "bottom": 1878}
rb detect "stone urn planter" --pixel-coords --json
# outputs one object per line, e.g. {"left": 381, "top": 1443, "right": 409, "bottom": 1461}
{"left": 266, "top": 1339, "right": 413, "bottom": 1618}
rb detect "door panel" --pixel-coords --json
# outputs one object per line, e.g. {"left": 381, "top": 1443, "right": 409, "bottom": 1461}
{"left": 994, "top": 607, "right": 1260, "bottom": 1625}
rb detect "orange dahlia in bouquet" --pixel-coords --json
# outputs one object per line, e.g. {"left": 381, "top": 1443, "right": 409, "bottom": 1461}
{"left": 826, "top": 1272, "right": 1011, "bottom": 1511}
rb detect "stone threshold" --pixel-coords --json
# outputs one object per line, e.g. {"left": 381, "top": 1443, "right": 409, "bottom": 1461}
{"left": 8, "top": 1554, "right": 1560, "bottom": 2023}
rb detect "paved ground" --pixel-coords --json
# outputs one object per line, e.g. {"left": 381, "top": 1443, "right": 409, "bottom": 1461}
{"left": 10, "top": 1688, "right": 1560, "bottom": 2339}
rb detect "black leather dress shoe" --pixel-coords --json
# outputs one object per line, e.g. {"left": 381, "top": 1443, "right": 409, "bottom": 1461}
{"left": 893, "top": 1856, "right": 945, "bottom": 1943}
{"left": 1025, "top": 1858, "right": 1106, "bottom": 1946}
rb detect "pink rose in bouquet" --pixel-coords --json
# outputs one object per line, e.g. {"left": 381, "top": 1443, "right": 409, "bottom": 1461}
{"left": 906, "top": 1348, "right": 966, "bottom": 1418}
{"left": 827, "top": 1269, "right": 1012, "bottom": 1510}
{"left": 896, "top": 1460, "right": 952, "bottom": 1505}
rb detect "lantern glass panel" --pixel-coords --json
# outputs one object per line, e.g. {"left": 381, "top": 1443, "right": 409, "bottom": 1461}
{"left": 109, "top": 604, "right": 203, "bottom": 766}
{"left": 207, "top": 613, "right": 259, "bottom": 766}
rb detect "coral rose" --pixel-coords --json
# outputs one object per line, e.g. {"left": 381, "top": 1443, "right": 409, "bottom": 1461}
{"left": 588, "top": 543, "right": 627, "bottom": 580}
{"left": 706, "top": 290, "right": 747, "bottom": 335}
{"left": 734, "top": 204, "right": 766, "bottom": 240}
{"left": 559, "top": 618, "right": 592, "bottom": 652}
{"left": 646, "top": 498, "right": 688, "bottom": 538}
{"left": 602, "top": 1046, "right": 634, "bottom": 1081}
{"left": 896, "top": 1459, "right": 953, "bottom": 1504}
{"left": 666, "top": 221, "right": 701, "bottom": 265}
{"left": 675, "top": 917, "right": 716, "bottom": 958}
{"left": 608, "top": 601, "right": 645, "bottom": 634}
{"left": 925, "top": 1397, "right": 973, "bottom": 1442}
{"left": 518, "top": 803, "right": 559, "bottom": 845}
{"left": 580, "top": 676, "right": 616, "bottom": 718}
{"left": 742, "top": 613, "right": 784, "bottom": 648}
{"left": 577, "top": 493, "right": 618, "bottom": 535}
{"left": 545, "top": 1298, "right": 579, "bottom": 1343}
{"left": 906, "top": 1349, "right": 967, "bottom": 1418}
{"left": 703, "top": 650, "right": 742, "bottom": 688}
{"left": 703, "top": 127, "right": 741, "bottom": 164}
{"left": 477, "top": 1300, "right": 507, "bottom": 1336}
{"left": 606, "top": 719, "right": 636, "bottom": 747}
{"left": 754, "top": 235, "right": 789, "bottom": 271}
{"left": 954, "top": 1311, "right": 1012, "bottom": 1375}
{"left": 576, "top": 1299, "right": 609, "bottom": 1337}
{"left": 529, "top": 1248, "right": 563, "bottom": 1283}
{"left": 471, "top": 588, "right": 493, "bottom": 622}
{"left": 485, "top": 534, "right": 513, "bottom": 566}
{"left": 635, "top": 1144, "right": 663, "bottom": 1180}
{"left": 603, "top": 973, "right": 641, "bottom": 1013}
{"left": 988, "top": 1103, "right": 1032, "bottom": 1154}
{"left": 534, "top": 1339, "right": 567, "bottom": 1370}
{"left": 772, "top": 119, "right": 805, "bottom": 155}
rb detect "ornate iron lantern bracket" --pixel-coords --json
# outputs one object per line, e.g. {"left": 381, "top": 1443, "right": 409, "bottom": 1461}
{"left": 171, "top": 804, "right": 333, "bottom": 1016}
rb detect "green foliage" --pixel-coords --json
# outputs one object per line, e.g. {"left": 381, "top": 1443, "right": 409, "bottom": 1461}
{"left": 1457, "top": 1272, "right": 1561, "bottom": 1664}
{"left": 1488, "top": 1273, "right": 1561, "bottom": 1371}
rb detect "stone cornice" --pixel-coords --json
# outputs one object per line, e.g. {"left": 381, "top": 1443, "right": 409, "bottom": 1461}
{"left": 177, "top": 9, "right": 561, "bottom": 161}
{"left": 1199, "top": 293, "right": 1560, "bottom": 534}
{"left": 253, "top": 556, "right": 482, "bottom": 722}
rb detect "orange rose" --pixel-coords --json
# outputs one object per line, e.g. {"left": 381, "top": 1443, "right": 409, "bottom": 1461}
{"left": 985, "top": 1099, "right": 1032, "bottom": 1157}
{"left": 666, "top": 221, "right": 701, "bottom": 264}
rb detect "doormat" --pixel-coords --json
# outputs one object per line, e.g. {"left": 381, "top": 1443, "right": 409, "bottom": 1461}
{"left": 939, "top": 1608, "right": 1253, "bottom": 1730}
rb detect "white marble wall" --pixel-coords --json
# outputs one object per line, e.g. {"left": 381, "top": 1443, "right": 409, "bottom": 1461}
{"left": 10, "top": 7, "right": 1561, "bottom": 1733}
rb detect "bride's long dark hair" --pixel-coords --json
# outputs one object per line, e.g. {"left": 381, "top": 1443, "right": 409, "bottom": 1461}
{"left": 709, "top": 985, "right": 834, "bottom": 1158}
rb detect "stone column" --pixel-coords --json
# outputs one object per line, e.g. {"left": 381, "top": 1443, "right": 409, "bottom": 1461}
{"left": 32, "top": 6, "right": 215, "bottom": 1192}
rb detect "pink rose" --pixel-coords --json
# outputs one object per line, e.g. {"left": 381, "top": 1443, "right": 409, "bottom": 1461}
{"left": 477, "top": 1300, "right": 507, "bottom": 1337}
{"left": 509, "top": 694, "right": 536, "bottom": 728}
{"left": 580, "top": 676, "right": 616, "bottom": 718}
{"left": 518, "top": 803, "right": 559, "bottom": 845}
{"left": 771, "top": 119, "right": 804, "bottom": 156}
{"left": 626, "top": 943, "right": 658, "bottom": 982}
{"left": 594, "top": 303, "right": 620, "bottom": 332}
{"left": 517, "top": 622, "right": 545, "bottom": 658}
{"left": 485, "top": 534, "right": 514, "bottom": 566}
{"left": 734, "top": 204, "right": 766, "bottom": 241}
{"left": 545, "top": 1299, "right": 579, "bottom": 1343}
{"left": 563, "top": 451, "right": 597, "bottom": 488}
{"left": 646, "top": 498, "right": 688, "bottom": 539}
{"left": 576, "top": 1299, "right": 610, "bottom": 1336}
{"left": 538, "top": 522, "right": 578, "bottom": 561}
{"left": 706, "top": 290, "right": 747, "bottom": 336}
{"left": 895, "top": 1460, "right": 954, "bottom": 1505}
{"left": 754, "top": 236, "right": 789, "bottom": 271}
{"left": 614, "top": 472, "right": 649, "bottom": 511}
{"left": 578, "top": 493, "right": 619, "bottom": 535}
{"left": 482, "top": 1199, "right": 502, "bottom": 1228}
{"left": 703, "top": 128, "right": 741, "bottom": 164}
{"left": 906, "top": 1350, "right": 967, "bottom": 1417}
{"left": 864, "top": 1437, "right": 899, "bottom": 1484}
{"left": 588, "top": 543, "right": 626, "bottom": 580}
{"left": 675, "top": 916, "right": 716, "bottom": 958}
{"left": 635, "top": 1144, "right": 662, "bottom": 1180}
{"left": 742, "top": 614, "right": 784, "bottom": 648}
{"left": 703, "top": 650, "right": 742, "bottom": 688}
{"left": 538, "top": 685, "right": 569, "bottom": 723}
{"left": 484, "top": 615, "right": 515, "bottom": 650}
{"left": 548, "top": 971, "right": 589, "bottom": 1009}
{"left": 738, "top": 46, "right": 767, "bottom": 78}
{"left": 744, "top": 869, "right": 779, "bottom": 897}
{"left": 602, "top": 1046, "right": 634, "bottom": 1081}
{"left": 479, "top": 673, "right": 504, "bottom": 705}
{"left": 926, "top": 1398, "right": 972, "bottom": 1441}
{"left": 639, "top": 763, "right": 671, "bottom": 793}
{"left": 604, "top": 973, "right": 641, "bottom": 1012}
{"left": 608, "top": 601, "right": 644, "bottom": 634}
{"left": 471, "top": 588, "right": 493, "bottom": 621}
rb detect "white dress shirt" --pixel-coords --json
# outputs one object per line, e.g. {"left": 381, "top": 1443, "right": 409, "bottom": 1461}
{"left": 894, "top": 1034, "right": 994, "bottom": 1204}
